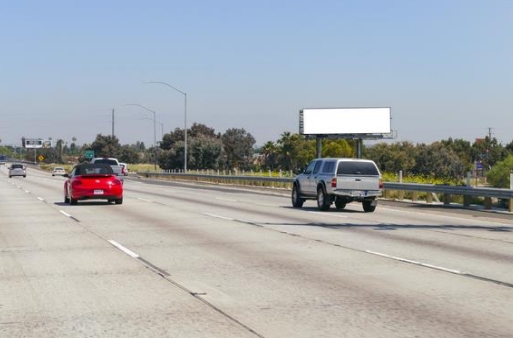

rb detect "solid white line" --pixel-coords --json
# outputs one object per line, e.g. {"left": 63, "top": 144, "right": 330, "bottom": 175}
{"left": 108, "top": 240, "right": 139, "bottom": 258}
{"left": 366, "top": 250, "right": 419, "bottom": 263}
{"left": 420, "top": 262, "right": 463, "bottom": 274}
{"left": 59, "top": 210, "right": 71, "bottom": 218}
{"left": 202, "top": 213, "right": 234, "bottom": 221}
{"left": 365, "top": 250, "right": 463, "bottom": 274}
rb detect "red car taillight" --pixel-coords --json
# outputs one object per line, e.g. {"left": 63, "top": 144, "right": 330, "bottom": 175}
{"left": 111, "top": 178, "right": 122, "bottom": 186}
{"left": 331, "top": 177, "right": 337, "bottom": 188}
{"left": 72, "top": 179, "right": 83, "bottom": 187}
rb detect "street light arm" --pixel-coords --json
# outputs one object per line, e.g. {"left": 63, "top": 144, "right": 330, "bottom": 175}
{"left": 144, "top": 81, "right": 186, "bottom": 96}
{"left": 143, "top": 80, "right": 188, "bottom": 171}
{"left": 122, "top": 103, "right": 156, "bottom": 114}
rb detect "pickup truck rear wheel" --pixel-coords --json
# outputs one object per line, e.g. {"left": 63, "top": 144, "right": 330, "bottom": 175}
{"left": 335, "top": 198, "right": 346, "bottom": 209}
{"left": 317, "top": 187, "right": 331, "bottom": 211}
{"left": 292, "top": 184, "right": 305, "bottom": 208}
{"left": 362, "top": 200, "right": 376, "bottom": 212}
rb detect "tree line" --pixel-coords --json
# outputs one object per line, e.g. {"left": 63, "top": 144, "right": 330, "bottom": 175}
{"left": 4, "top": 124, "right": 513, "bottom": 188}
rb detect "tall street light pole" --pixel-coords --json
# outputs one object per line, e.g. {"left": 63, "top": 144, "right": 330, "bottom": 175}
{"left": 158, "top": 122, "right": 164, "bottom": 140}
{"left": 144, "top": 81, "right": 187, "bottom": 171}
{"left": 122, "top": 103, "right": 157, "bottom": 170}
{"left": 112, "top": 108, "right": 115, "bottom": 137}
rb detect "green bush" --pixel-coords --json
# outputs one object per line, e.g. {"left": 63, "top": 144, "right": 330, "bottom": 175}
{"left": 487, "top": 155, "right": 513, "bottom": 188}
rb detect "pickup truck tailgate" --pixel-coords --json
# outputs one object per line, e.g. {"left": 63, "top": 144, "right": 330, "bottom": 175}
{"left": 335, "top": 175, "right": 380, "bottom": 191}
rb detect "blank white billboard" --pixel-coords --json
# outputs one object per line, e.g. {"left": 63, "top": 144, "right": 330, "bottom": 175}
{"left": 25, "top": 139, "right": 43, "bottom": 149}
{"left": 24, "top": 139, "right": 52, "bottom": 149}
{"left": 300, "top": 107, "right": 391, "bottom": 135}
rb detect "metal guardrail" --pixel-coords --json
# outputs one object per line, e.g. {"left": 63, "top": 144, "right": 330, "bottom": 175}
{"left": 384, "top": 182, "right": 513, "bottom": 199}
{"left": 142, "top": 172, "right": 293, "bottom": 185}
{"left": 140, "top": 172, "right": 513, "bottom": 212}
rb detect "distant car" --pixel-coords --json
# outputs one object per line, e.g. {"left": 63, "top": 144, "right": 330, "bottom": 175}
{"left": 52, "top": 167, "right": 66, "bottom": 176}
{"left": 9, "top": 163, "right": 26, "bottom": 178}
{"left": 64, "top": 163, "right": 123, "bottom": 205}
{"left": 119, "top": 162, "right": 128, "bottom": 176}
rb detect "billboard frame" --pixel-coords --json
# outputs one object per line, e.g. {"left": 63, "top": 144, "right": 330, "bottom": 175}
{"left": 299, "top": 107, "right": 392, "bottom": 138}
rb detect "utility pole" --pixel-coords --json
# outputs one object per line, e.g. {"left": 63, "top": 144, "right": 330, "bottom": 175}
{"left": 488, "top": 127, "right": 493, "bottom": 139}
{"left": 112, "top": 109, "right": 115, "bottom": 137}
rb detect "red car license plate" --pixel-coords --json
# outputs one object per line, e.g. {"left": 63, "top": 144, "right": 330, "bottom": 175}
{"left": 94, "top": 190, "right": 104, "bottom": 195}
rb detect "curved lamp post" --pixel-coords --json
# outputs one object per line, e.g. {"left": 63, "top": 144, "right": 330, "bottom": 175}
{"left": 144, "top": 81, "right": 187, "bottom": 171}
{"left": 123, "top": 103, "right": 157, "bottom": 170}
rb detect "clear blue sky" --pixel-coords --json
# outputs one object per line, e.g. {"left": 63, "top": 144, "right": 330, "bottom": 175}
{"left": 1, "top": 0, "right": 512, "bottom": 148}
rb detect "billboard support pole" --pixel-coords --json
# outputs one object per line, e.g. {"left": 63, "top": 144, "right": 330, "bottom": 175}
{"left": 316, "top": 136, "right": 322, "bottom": 158}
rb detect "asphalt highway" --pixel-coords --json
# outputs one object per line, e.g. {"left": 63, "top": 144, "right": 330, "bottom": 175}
{"left": 1, "top": 166, "right": 512, "bottom": 337}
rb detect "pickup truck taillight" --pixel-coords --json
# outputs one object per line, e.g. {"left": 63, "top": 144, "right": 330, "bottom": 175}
{"left": 331, "top": 178, "right": 337, "bottom": 188}
{"left": 379, "top": 178, "right": 383, "bottom": 189}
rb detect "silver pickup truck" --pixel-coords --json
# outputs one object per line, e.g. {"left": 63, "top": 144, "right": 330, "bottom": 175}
{"left": 292, "top": 158, "right": 382, "bottom": 212}
{"left": 90, "top": 157, "right": 124, "bottom": 180}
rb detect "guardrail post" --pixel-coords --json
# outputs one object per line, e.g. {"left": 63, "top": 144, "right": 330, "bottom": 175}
{"left": 412, "top": 191, "right": 418, "bottom": 202}
{"left": 464, "top": 172, "right": 471, "bottom": 207}
{"left": 484, "top": 197, "right": 492, "bottom": 210}
{"left": 443, "top": 193, "right": 451, "bottom": 205}
{"left": 426, "top": 193, "right": 433, "bottom": 204}
{"left": 463, "top": 195, "right": 471, "bottom": 207}
{"left": 510, "top": 171, "right": 513, "bottom": 212}
{"left": 397, "top": 172, "right": 404, "bottom": 201}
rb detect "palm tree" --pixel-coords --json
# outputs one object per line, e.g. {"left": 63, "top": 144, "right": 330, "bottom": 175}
{"left": 70, "top": 137, "right": 77, "bottom": 156}
{"left": 56, "top": 139, "right": 64, "bottom": 163}
{"left": 261, "top": 141, "right": 278, "bottom": 170}
{"left": 277, "top": 132, "right": 296, "bottom": 171}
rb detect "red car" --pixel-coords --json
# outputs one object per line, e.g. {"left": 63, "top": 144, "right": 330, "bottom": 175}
{"left": 64, "top": 163, "right": 123, "bottom": 205}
